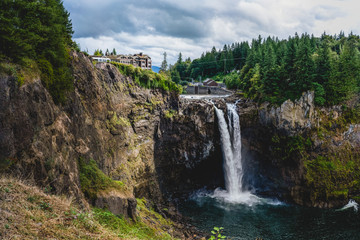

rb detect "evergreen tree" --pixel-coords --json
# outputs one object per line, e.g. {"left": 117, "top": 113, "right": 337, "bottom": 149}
{"left": 262, "top": 44, "right": 278, "bottom": 98}
{"left": 171, "top": 70, "right": 181, "bottom": 83}
{"left": 327, "top": 36, "right": 360, "bottom": 104}
{"left": 160, "top": 52, "right": 168, "bottom": 72}
{"left": 177, "top": 52, "right": 183, "bottom": 64}
{"left": 316, "top": 36, "right": 332, "bottom": 85}
{"left": 0, "top": 0, "right": 75, "bottom": 104}
{"left": 94, "top": 49, "right": 102, "bottom": 56}
{"left": 293, "top": 35, "right": 316, "bottom": 97}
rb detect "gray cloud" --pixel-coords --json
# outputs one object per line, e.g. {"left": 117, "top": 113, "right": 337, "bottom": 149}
{"left": 63, "top": 0, "right": 360, "bottom": 66}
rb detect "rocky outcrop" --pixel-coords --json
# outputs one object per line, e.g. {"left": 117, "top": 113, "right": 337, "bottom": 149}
{"left": 0, "top": 52, "right": 164, "bottom": 214}
{"left": 95, "top": 190, "right": 137, "bottom": 219}
{"left": 0, "top": 52, "right": 222, "bottom": 219}
{"left": 237, "top": 92, "right": 360, "bottom": 208}
{"left": 154, "top": 99, "right": 223, "bottom": 197}
{"left": 0, "top": 75, "right": 86, "bottom": 205}
{"left": 259, "top": 91, "right": 317, "bottom": 135}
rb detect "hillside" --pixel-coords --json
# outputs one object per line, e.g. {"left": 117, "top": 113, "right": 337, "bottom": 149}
{"left": 0, "top": 177, "right": 182, "bottom": 239}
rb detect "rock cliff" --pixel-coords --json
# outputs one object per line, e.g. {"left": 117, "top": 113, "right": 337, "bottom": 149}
{"left": 237, "top": 91, "right": 360, "bottom": 208}
{"left": 0, "top": 52, "right": 222, "bottom": 220}
{"left": 1, "top": 51, "right": 359, "bottom": 215}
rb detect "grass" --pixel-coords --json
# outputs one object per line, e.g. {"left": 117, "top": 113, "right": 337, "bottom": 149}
{"left": 0, "top": 177, "right": 180, "bottom": 239}
{"left": 0, "top": 59, "right": 40, "bottom": 87}
{"left": 0, "top": 177, "right": 117, "bottom": 239}
{"left": 93, "top": 205, "right": 175, "bottom": 240}
{"left": 78, "top": 157, "right": 128, "bottom": 201}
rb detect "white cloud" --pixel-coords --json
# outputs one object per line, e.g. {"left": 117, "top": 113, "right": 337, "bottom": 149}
{"left": 64, "top": 0, "right": 360, "bottom": 66}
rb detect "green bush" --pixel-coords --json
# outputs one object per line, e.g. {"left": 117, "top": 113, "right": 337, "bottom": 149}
{"left": 78, "top": 158, "right": 124, "bottom": 200}
{"left": 111, "top": 62, "right": 182, "bottom": 94}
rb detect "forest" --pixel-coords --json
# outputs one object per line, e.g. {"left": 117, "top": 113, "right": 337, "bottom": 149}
{"left": 0, "top": 0, "right": 76, "bottom": 103}
{"left": 167, "top": 33, "right": 360, "bottom": 105}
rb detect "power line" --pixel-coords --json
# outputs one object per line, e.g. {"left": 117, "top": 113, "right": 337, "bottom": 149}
{"left": 189, "top": 57, "right": 247, "bottom": 66}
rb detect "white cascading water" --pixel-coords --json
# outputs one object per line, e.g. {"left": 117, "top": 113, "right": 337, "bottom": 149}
{"left": 213, "top": 103, "right": 260, "bottom": 204}
{"left": 336, "top": 199, "right": 359, "bottom": 212}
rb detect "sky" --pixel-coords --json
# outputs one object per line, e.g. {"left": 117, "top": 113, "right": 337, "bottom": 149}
{"left": 62, "top": 0, "right": 360, "bottom": 66}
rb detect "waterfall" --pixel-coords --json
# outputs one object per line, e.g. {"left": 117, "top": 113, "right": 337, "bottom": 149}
{"left": 213, "top": 102, "right": 259, "bottom": 204}
{"left": 214, "top": 103, "right": 243, "bottom": 196}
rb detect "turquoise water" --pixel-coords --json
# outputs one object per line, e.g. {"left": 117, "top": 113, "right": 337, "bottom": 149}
{"left": 179, "top": 192, "right": 360, "bottom": 240}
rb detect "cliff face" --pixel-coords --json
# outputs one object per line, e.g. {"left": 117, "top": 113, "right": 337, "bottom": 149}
{"left": 1, "top": 52, "right": 359, "bottom": 212}
{"left": 238, "top": 92, "right": 360, "bottom": 208}
{"left": 0, "top": 52, "right": 222, "bottom": 217}
{"left": 154, "top": 99, "right": 223, "bottom": 198}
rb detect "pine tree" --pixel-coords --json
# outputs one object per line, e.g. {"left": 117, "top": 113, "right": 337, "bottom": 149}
{"left": 94, "top": 49, "right": 102, "bottom": 56}
{"left": 177, "top": 52, "right": 183, "bottom": 64}
{"left": 327, "top": 36, "right": 360, "bottom": 104}
{"left": 160, "top": 52, "right": 168, "bottom": 72}
{"left": 293, "top": 35, "right": 316, "bottom": 97}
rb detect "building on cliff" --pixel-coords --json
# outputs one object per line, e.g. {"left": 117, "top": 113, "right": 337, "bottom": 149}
{"left": 91, "top": 56, "right": 111, "bottom": 63}
{"left": 109, "top": 52, "right": 152, "bottom": 70}
{"left": 90, "top": 53, "right": 152, "bottom": 70}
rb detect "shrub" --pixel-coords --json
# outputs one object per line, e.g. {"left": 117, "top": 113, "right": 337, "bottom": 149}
{"left": 111, "top": 62, "right": 182, "bottom": 94}
{"left": 209, "top": 227, "right": 226, "bottom": 240}
{"left": 78, "top": 158, "right": 124, "bottom": 200}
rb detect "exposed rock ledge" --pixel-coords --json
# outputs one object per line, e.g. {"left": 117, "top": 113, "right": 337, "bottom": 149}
{"left": 259, "top": 91, "right": 318, "bottom": 135}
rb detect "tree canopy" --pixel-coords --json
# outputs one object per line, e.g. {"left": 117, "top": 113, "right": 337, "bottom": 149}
{"left": 0, "top": 0, "right": 75, "bottom": 104}
{"left": 168, "top": 32, "right": 360, "bottom": 106}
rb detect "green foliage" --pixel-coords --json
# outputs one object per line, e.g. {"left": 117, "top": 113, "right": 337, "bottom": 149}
{"left": 174, "top": 32, "right": 360, "bottom": 107}
{"left": 312, "top": 82, "right": 326, "bottom": 106}
{"left": 78, "top": 157, "right": 124, "bottom": 200}
{"left": 93, "top": 49, "right": 103, "bottom": 56}
{"left": 209, "top": 227, "right": 226, "bottom": 240}
{"left": 163, "top": 109, "right": 177, "bottom": 119}
{"left": 0, "top": 0, "right": 74, "bottom": 104}
{"left": 270, "top": 134, "right": 310, "bottom": 164}
{"left": 170, "top": 69, "right": 181, "bottom": 83}
{"left": 224, "top": 72, "right": 240, "bottom": 89}
{"left": 305, "top": 153, "right": 360, "bottom": 202}
{"left": 111, "top": 62, "right": 182, "bottom": 94}
{"left": 93, "top": 207, "right": 173, "bottom": 240}
{"left": 106, "top": 111, "right": 131, "bottom": 133}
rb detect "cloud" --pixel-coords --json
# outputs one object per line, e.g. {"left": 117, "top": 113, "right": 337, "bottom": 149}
{"left": 63, "top": 0, "right": 360, "bottom": 66}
